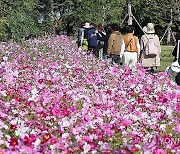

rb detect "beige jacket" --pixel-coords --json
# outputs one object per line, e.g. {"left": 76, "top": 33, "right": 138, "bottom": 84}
{"left": 107, "top": 31, "right": 123, "bottom": 55}
{"left": 140, "top": 34, "right": 161, "bottom": 67}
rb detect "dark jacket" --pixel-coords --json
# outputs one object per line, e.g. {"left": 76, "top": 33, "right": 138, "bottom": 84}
{"left": 97, "top": 32, "right": 111, "bottom": 55}
{"left": 88, "top": 28, "right": 98, "bottom": 46}
{"left": 84, "top": 28, "right": 89, "bottom": 40}
{"left": 172, "top": 34, "right": 180, "bottom": 64}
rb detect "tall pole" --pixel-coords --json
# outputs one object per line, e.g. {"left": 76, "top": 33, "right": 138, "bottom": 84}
{"left": 167, "top": 9, "right": 173, "bottom": 44}
{"left": 128, "top": 1, "right": 132, "bottom": 25}
{"left": 102, "top": 5, "right": 106, "bottom": 26}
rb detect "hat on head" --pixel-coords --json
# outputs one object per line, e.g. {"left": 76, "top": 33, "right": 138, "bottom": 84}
{"left": 143, "top": 26, "right": 147, "bottom": 33}
{"left": 146, "top": 23, "right": 155, "bottom": 34}
{"left": 83, "top": 22, "right": 90, "bottom": 28}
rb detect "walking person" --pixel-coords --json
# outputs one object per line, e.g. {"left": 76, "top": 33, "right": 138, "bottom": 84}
{"left": 77, "top": 22, "right": 85, "bottom": 48}
{"left": 140, "top": 23, "right": 161, "bottom": 73}
{"left": 88, "top": 23, "right": 98, "bottom": 57}
{"left": 97, "top": 24, "right": 112, "bottom": 60}
{"left": 175, "top": 72, "right": 180, "bottom": 86}
{"left": 107, "top": 23, "right": 124, "bottom": 64}
{"left": 121, "top": 25, "right": 140, "bottom": 68}
{"left": 97, "top": 24, "right": 106, "bottom": 59}
{"left": 82, "top": 22, "right": 90, "bottom": 51}
{"left": 171, "top": 32, "right": 180, "bottom": 85}
{"left": 172, "top": 32, "right": 180, "bottom": 64}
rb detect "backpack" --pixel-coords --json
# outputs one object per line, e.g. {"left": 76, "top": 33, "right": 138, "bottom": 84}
{"left": 144, "top": 35, "right": 158, "bottom": 57}
{"left": 97, "top": 31, "right": 106, "bottom": 48}
{"left": 82, "top": 39, "right": 88, "bottom": 51}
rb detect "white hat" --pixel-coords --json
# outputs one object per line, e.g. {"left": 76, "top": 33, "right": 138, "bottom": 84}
{"left": 146, "top": 23, "right": 155, "bottom": 34}
{"left": 143, "top": 26, "right": 147, "bottom": 33}
{"left": 83, "top": 22, "right": 90, "bottom": 29}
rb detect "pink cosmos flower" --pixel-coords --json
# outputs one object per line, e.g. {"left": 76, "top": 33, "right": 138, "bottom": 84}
{"left": 111, "top": 67, "right": 119, "bottom": 74}
{"left": 20, "top": 146, "right": 33, "bottom": 154}
{"left": 24, "top": 134, "right": 36, "bottom": 146}
{"left": 175, "top": 103, "right": 180, "bottom": 112}
{"left": 154, "top": 148, "right": 167, "bottom": 154}
{"left": 52, "top": 106, "right": 60, "bottom": 116}
{"left": 167, "top": 92, "right": 176, "bottom": 101}
{"left": 122, "top": 119, "right": 132, "bottom": 127}
{"left": 163, "top": 134, "right": 172, "bottom": 146}
{"left": 174, "top": 124, "right": 180, "bottom": 132}
{"left": 149, "top": 104, "right": 157, "bottom": 111}
{"left": 9, "top": 138, "right": 18, "bottom": 146}
{"left": 105, "top": 128, "right": 114, "bottom": 137}
{"left": 0, "top": 149, "right": 5, "bottom": 154}
{"left": 5, "top": 75, "right": 14, "bottom": 85}
{"left": 129, "top": 78, "right": 135, "bottom": 85}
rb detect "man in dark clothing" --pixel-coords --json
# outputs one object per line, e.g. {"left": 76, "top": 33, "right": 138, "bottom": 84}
{"left": 175, "top": 72, "right": 180, "bottom": 86}
{"left": 97, "top": 25, "right": 112, "bottom": 60}
{"left": 88, "top": 23, "right": 98, "bottom": 57}
{"left": 172, "top": 32, "right": 180, "bottom": 65}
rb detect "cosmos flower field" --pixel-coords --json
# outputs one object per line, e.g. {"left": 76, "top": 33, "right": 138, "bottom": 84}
{"left": 0, "top": 35, "right": 179, "bottom": 153}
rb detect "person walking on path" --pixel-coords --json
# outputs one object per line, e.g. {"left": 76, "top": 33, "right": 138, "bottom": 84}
{"left": 77, "top": 22, "right": 85, "bottom": 48}
{"left": 97, "top": 24, "right": 112, "bottom": 60}
{"left": 107, "top": 23, "right": 124, "bottom": 64}
{"left": 172, "top": 32, "right": 180, "bottom": 64}
{"left": 88, "top": 23, "right": 98, "bottom": 57}
{"left": 140, "top": 23, "right": 161, "bottom": 73}
{"left": 82, "top": 22, "right": 90, "bottom": 51}
{"left": 97, "top": 24, "right": 106, "bottom": 59}
{"left": 121, "top": 25, "right": 140, "bottom": 68}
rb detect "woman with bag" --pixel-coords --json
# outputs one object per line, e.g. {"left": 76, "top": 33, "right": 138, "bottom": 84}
{"left": 121, "top": 25, "right": 140, "bottom": 68}
{"left": 140, "top": 23, "right": 161, "bottom": 73}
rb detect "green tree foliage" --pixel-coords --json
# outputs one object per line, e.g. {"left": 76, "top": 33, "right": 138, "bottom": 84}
{"left": 0, "top": 0, "right": 179, "bottom": 41}
{"left": 0, "top": 0, "right": 41, "bottom": 41}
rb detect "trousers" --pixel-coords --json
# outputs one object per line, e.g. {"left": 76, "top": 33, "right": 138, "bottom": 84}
{"left": 122, "top": 51, "right": 138, "bottom": 68}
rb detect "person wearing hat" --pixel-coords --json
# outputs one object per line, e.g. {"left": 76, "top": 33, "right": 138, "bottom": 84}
{"left": 82, "top": 22, "right": 90, "bottom": 51}
{"left": 140, "top": 23, "right": 161, "bottom": 73}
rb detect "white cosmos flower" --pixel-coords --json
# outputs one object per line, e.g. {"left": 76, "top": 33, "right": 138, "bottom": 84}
{"left": 31, "top": 87, "right": 38, "bottom": 95}
{"left": 62, "top": 133, "right": 69, "bottom": 138}
{"left": 33, "top": 138, "right": 41, "bottom": 147}
{"left": 83, "top": 142, "right": 91, "bottom": 153}
{"left": 62, "top": 118, "right": 70, "bottom": 127}
{"left": 160, "top": 105, "right": 166, "bottom": 110}
{"left": 91, "top": 150, "right": 97, "bottom": 154}
{"left": 160, "top": 124, "right": 166, "bottom": 131}
{"left": 166, "top": 107, "right": 173, "bottom": 118}
{"left": 50, "top": 144, "right": 56, "bottom": 150}
{"left": 141, "top": 112, "right": 148, "bottom": 119}
{"left": 3, "top": 56, "right": 8, "bottom": 61}
{"left": 3, "top": 125, "right": 8, "bottom": 129}
{"left": 0, "top": 90, "right": 7, "bottom": 96}
{"left": 15, "top": 126, "right": 30, "bottom": 138}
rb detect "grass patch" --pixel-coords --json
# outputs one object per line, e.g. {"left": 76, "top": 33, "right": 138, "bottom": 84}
{"left": 158, "top": 45, "right": 174, "bottom": 72}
